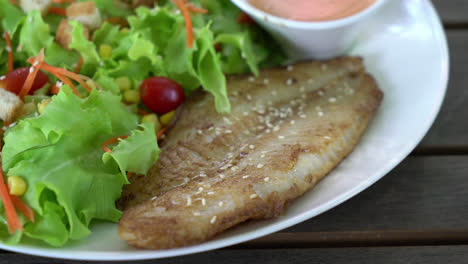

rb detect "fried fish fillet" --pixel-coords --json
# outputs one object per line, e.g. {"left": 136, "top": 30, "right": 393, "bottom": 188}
{"left": 118, "top": 57, "right": 383, "bottom": 249}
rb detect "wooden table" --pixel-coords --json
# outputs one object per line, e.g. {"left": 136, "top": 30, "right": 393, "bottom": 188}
{"left": 3, "top": 1, "right": 467, "bottom": 263}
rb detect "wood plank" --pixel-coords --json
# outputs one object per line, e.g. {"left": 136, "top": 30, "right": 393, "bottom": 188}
{"left": 284, "top": 156, "right": 468, "bottom": 232}
{"left": 239, "top": 230, "right": 468, "bottom": 249}
{"left": 2, "top": 246, "right": 468, "bottom": 264}
{"left": 416, "top": 31, "right": 468, "bottom": 150}
{"left": 433, "top": 0, "right": 468, "bottom": 24}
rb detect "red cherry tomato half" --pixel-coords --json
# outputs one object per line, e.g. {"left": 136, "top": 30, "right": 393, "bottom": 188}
{"left": 140, "top": 77, "right": 185, "bottom": 114}
{"left": 0, "top": 67, "right": 49, "bottom": 95}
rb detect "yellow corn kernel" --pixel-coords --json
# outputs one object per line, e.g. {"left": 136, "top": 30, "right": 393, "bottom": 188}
{"left": 123, "top": 90, "right": 140, "bottom": 104}
{"left": 160, "top": 111, "right": 175, "bottom": 126}
{"left": 37, "top": 99, "right": 51, "bottom": 115}
{"left": 141, "top": 114, "right": 162, "bottom": 132}
{"left": 19, "top": 102, "right": 37, "bottom": 117}
{"left": 115, "top": 76, "right": 131, "bottom": 91}
{"left": 120, "top": 27, "right": 130, "bottom": 33}
{"left": 99, "top": 44, "right": 113, "bottom": 59}
{"left": 86, "top": 79, "right": 97, "bottom": 90}
{"left": 7, "top": 176, "right": 27, "bottom": 196}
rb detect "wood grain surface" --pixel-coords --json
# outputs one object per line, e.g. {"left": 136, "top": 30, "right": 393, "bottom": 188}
{"left": 433, "top": 0, "right": 468, "bottom": 24}
{"left": 419, "top": 31, "right": 468, "bottom": 150}
{"left": 287, "top": 156, "right": 468, "bottom": 232}
{"left": 2, "top": 246, "right": 468, "bottom": 264}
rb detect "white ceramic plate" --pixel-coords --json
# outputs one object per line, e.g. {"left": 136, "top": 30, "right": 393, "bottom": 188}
{"left": 0, "top": 0, "right": 448, "bottom": 260}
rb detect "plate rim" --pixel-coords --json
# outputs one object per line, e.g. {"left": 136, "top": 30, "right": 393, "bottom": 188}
{"left": 0, "top": 0, "right": 450, "bottom": 260}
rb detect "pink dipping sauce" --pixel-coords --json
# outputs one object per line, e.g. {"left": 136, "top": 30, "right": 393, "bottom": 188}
{"left": 248, "top": 0, "right": 377, "bottom": 22}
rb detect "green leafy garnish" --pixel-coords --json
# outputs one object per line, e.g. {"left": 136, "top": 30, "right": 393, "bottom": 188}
{"left": 1, "top": 87, "right": 159, "bottom": 246}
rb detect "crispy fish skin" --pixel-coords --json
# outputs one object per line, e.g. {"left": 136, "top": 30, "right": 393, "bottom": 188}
{"left": 118, "top": 57, "right": 383, "bottom": 249}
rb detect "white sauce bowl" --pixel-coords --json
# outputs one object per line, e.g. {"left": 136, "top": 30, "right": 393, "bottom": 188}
{"left": 230, "top": 0, "right": 387, "bottom": 60}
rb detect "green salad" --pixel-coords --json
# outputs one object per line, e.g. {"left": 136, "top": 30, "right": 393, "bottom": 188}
{"left": 0, "top": 0, "right": 284, "bottom": 246}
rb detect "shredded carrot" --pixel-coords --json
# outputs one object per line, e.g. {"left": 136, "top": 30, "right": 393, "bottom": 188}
{"left": 0, "top": 163, "right": 23, "bottom": 234}
{"left": 237, "top": 12, "right": 255, "bottom": 25}
{"left": 54, "top": 73, "right": 80, "bottom": 97}
{"left": 10, "top": 196, "right": 34, "bottom": 223}
{"left": 52, "top": 0, "right": 74, "bottom": 3}
{"left": 25, "top": 51, "right": 96, "bottom": 96}
{"left": 173, "top": 0, "right": 194, "bottom": 48}
{"left": 157, "top": 127, "right": 167, "bottom": 141}
{"left": 48, "top": 7, "right": 67, "bottom": 16}
{"left": 40, "top": 64, "right": 92, "bottom": 92}
{"left": 186, "top": 3, "right": 208, "bottom": 14}
{"left": 73, "top": 57, "right": 83, "bottom": 73}
{"left": 3, "top": 32, "right": 14, "bottom": 73}
{"left": 49, "top": 84, "right": 61, "bottom": 95}
{"left": 101, "top": 136, "right": 128, "bottom": 153}
{"left": 19, "top": 49, "right": 45, "bottom": 99}
{"left": 8, "top": 0, "right": 16, "bottom": 5}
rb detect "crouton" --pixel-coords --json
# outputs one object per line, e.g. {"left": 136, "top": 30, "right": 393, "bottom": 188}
{"left": 19, "top": 0, "right": 53, "bottom": 15}
{"left": 66, "top": 1, "right": 102, "bottom": 30}
{"left": 56, "top": 19, "right": 90, "bottom": 50}
{"left": 0, "top": 88, "right": 24, "bottom": 123}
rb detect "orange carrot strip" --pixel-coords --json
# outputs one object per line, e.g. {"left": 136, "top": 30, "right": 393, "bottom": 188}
{"left": 10, "top": 196, "right": 34, "bottom": 223}
{"left": 50, "top": 84, "right": 61, "bottom": 95}
{"left": 48, "top": 7, "right": 67, "bottom": 16}
{"left": 0, "top": 163, "right": 23, "bottom": 234}
{"left": 173, "top": 0, "right": 194, "bottom": 48}
{"left": 54, "top": 73, "right": 80, "bottom": 97}
{"left": 52, "top": 0, "right": 74, "bottom": 3}
{"left": 157, "top": 127, "right": 167, "bottom": 141}
{"left": 8, "top": 0, "right": 16, "bottom": 5}
{"left": 3, "top": 32, "right": 14, "bottom": 73}
{"left": 73, "top": 57, "right": 83, "bottom": 73}
{"left": 101, "top": 136, "right": 128, "bottom": 153}
{"left": 19, "top": 49, "right": 45, "bottom": 99}
{"left": 186, "top": 4, "right": 208, "bottom": 14}
{"left": 40, "top": 63, "right": 92, "bottom": 92}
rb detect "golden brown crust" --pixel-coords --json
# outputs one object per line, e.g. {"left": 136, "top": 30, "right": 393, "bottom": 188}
{"left": 118, "top": 57, "right": 383, "bottom": 249}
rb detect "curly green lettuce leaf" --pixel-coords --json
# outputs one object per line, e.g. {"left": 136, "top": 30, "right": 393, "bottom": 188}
{"left": 69, "top": 21, "right": 101, "bottom": 75}
{"left": 128, "top": 6, "right": 179, "bottom": 51}
{"left": 92, "top": 22, "right": 120, "bottom": 48}
{"left": 215, "top": 32, "right": 259, "bottom": 76}
{"left": 89, "top": 0, "right": 132, "bottom": 18}
{"left": 0, "top": 0, "right": 24, "bottom": 34}
{"left": 201, "top": 0, "right": 286, "bottom": 70}
{"left": 1, "top": 86, "right": 158, "bottom": 246}
{"left": 128, "top": 34, "right": 159, "bottom": 65}
{"left": 103, "top": 123, "right": 159, "bottom": 176}
{"left": 95, "top": 75, "right": 120, "bottom": 94}
{"left": 19, "top": 11, "right": 54, "bottom": 57}
{"left": 44, "top": 43, "right": 81, "bottom": 68}
{"left": 163, "top": 27, "right": 199, "bottom": 92}
{"left": 195, "top": 26, "right": 230, "bottom": 113}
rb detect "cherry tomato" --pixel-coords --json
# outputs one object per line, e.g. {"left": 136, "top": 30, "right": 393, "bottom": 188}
{"left": 0, "top": 67, "right": 49, "bottom": 95}
{"left": 140, "top": 77, "right": 185, "bottom": 114}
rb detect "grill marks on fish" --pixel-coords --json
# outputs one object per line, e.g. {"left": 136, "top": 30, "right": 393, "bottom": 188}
{"left": 118, "top": 57, "right": 383, "bottom": 249}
